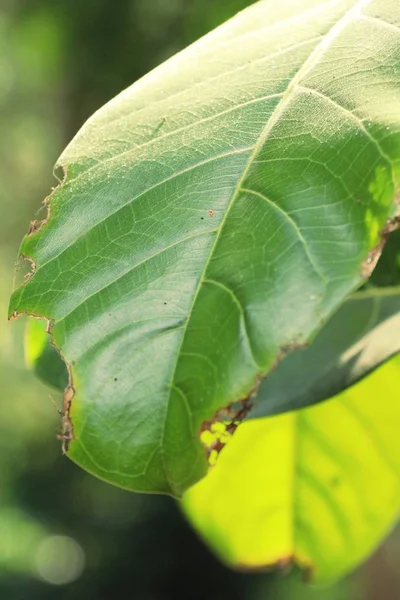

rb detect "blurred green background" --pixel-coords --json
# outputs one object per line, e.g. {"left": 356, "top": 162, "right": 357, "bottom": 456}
{"left": 1, "top": 1, "right": 399, "bottom": 598}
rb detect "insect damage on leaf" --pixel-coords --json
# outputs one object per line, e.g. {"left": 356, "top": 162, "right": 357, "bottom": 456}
{"left": 27, "top": 218, "right": 47, "bottom": 236}
{"left": 200, "top": 397, "right": 254, "bottom": 465}
{"left": 9, "top": 162, "right": 75, "bottom": 455}
{"left": 57, "top": 380, "right": 75, "bottom": 454}
{"left": 362, "top": 215, "right": 400, "bottom": 278}
{"left": 12, "top": 255, "right": 37, "bottom": 288}
{"left": 26, "top": 176, "right": 60, "bottom": 237}
{"left": 12, "top": 164, "right": 68, "bottom": 289}
{"left": 9, "top": 305, "right": 75, "bottom": 454}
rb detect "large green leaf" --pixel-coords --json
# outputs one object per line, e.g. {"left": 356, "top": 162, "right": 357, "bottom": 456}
{"left": 25, "top": 231, "right": 400, "bottom": 405}
{"left": 9, "top": 0, "right": 400, "bottom": 495}
{"left": 183, "top": 355, "right": 400, "bottom": 582}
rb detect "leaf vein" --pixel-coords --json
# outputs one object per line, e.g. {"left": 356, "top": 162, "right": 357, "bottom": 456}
{"left": 159, "top": 0, "right": 374, "bottom": 491}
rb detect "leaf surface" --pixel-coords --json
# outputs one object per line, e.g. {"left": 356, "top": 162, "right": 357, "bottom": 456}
{"left": 183, "top": 355, "right": 400, "bottom": 582}
{"left": 251, "top": 230, "right": 400, "bottom": 417}
{"left": 25, "top": 231, "right": 400, "bottom": 409}
{"left": 9, "top": 0, "right": 400, "bottom": 495}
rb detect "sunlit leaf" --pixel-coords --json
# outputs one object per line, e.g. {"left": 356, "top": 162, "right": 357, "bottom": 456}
{"left": 183, "top": 356, "right": 400, "bottom": 582}
{"left": 9, "top": 0, "right": 400, "bottom": 495}
{"left": 25, "top": 318, "right": 68, "bottom": 391}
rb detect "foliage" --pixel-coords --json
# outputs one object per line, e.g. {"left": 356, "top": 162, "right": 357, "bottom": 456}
{"left": 6, "top": 0, "right": 400, "bottom": 589}
{"left": 9, "top": 0, "right": 400, "bottom": 499}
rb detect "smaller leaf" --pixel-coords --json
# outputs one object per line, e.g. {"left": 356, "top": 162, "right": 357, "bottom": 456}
{"left": 183, "top": 356, "right": 400, "bottom": 582}
{"left": 251, "top": 288, "right": 400, "bottom": 418}
{"left": 251, "top": 230, "right": 400, "bottom": 418}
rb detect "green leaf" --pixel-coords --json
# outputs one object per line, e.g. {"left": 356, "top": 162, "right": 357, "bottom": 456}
{"left": 25, "top": 318, "right": 69, "bottom": 391}
{"left": 25, "top": 232, "right": 400, "bottom": 409}
{"left": 9, "top": 0, "right": 400, "bottom": 495}
{"left": 183, "top": 355, "right": 400, "bottom": 582}
{"left": 251, "top": 231, "right": 400, "bottom": 417}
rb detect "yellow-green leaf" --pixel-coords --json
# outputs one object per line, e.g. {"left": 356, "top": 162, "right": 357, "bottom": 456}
{"left": 183, "top": 355, "right": 400, "bottom": 582}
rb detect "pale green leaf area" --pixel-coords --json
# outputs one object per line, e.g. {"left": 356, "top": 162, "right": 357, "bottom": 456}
{"left": 183, "top": 355, "right": 400, "bottom": 582}
{"left": 9, "top": 0, "right": 400, "bottom": 495}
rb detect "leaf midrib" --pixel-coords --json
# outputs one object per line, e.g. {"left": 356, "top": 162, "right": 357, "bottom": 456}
{"left": 161, "top": 0, "right": 374, "bottom": 492}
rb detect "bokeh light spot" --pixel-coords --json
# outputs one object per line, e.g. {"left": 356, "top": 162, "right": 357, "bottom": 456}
{"left": 34, "top": 535, "right": 85, "bottom": 585}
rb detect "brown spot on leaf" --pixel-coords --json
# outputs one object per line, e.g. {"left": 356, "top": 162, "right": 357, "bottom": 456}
{"left": 208, "top": 209, "right": 215, "bottom": 217}
{"left": 27, "top": 190, "right": 53, "bottom": 237}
